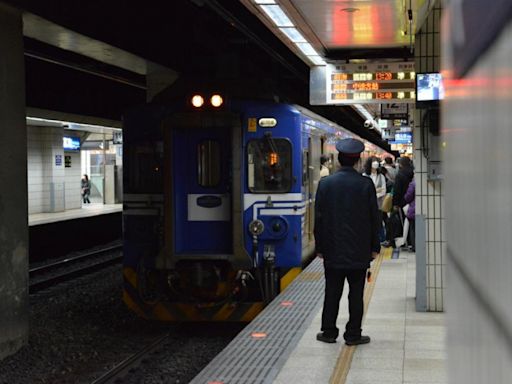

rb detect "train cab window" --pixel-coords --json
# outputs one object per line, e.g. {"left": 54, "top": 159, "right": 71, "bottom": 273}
{"left": 197, "top": 140, "right": 221, "bottom": 187}
{"left": 247, "top": 137, "right": 292, "bottom": 193}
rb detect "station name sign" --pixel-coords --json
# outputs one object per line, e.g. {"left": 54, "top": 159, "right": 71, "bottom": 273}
{"left": 310, "top": 62, "right": 415, "bottom": 105}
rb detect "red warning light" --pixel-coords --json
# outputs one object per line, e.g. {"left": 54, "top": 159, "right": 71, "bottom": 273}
{"left": 281, "top": 301, "right": 294, "bottom": 307}
{"left": 251, "top": 332, "right": 267, "bottom": 339}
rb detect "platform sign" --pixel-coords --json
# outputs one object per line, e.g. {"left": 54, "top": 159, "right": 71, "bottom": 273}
{"left": 113, "top": 131, "right": 123, "bottom": 145}
{"left": 382, "top": 128, "right": 396, "bottom": 140}
{"left": 381, "top": 103, "right": 409, "bottom": 120}
{"left": 393, "top": 132, "right": 412, "bottom": 144}
{"left": 310, "top": 62, "right": 415, "bottom": 105}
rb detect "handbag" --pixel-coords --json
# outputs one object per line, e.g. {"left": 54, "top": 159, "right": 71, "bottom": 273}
{"left": 382, "top": 193, "right": 393, "bottom": 213}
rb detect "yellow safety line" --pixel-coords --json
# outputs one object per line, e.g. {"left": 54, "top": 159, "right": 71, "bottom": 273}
{"left": 329, "top": 253, "right": 384, "bottom": 384}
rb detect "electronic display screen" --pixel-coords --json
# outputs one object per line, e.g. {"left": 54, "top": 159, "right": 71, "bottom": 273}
{"left": 323, "top": 62, "right": 416, "bottom": 105}
{"left": 63, "top": 136, "right": 80, "bottom": 151}
{"left": 416, "top": 73, "right": 445, "bottom": 101}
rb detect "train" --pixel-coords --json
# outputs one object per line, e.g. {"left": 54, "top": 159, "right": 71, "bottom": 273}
{"left": 122, "top": 84, "right": 391, "bottom": 321}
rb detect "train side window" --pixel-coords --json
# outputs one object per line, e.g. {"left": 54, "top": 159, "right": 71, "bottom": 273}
{"left": 247, "top": 137, "right": 292, "bottom": 193}
{"left": 302, "top": 150, "right": 309, "bottom": 186}
{"left": 197, "top": 140, "right": 221, "bottom": 187}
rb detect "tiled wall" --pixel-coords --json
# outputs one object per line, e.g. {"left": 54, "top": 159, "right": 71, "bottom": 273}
{"left": 64, "top": 151, "right": 82, "bottom": 209}
{"left": 442, "top": 11, "right": 512, "bottom": 384}
{"left": 27, "top": 126, "right": 81, "bottom": 213}
{"left": 414, "top": 2, "right": 445, "bottom": 311}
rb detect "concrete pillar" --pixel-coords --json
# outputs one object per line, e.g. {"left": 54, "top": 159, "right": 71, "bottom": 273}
{"left": 40, "top": 126, "right": 65, "bottom": 212}
{"left": 0, "top": 4, "right": 29, "bottom": 359}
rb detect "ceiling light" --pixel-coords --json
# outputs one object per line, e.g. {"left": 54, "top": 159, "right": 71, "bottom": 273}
{"left": 279, "top": 27, "right": 307, "bottom": 43}
{"left": 260, "top": 4, "right": 294, "bottom": 27}
{"left": 254, "top": 0, "right": 275, "bottom": 3}
{"left": 295, "top": 42, "right": 317, "bottom": 56}
{"left": 307, "top": 56, "right": 326, "bottom": 66}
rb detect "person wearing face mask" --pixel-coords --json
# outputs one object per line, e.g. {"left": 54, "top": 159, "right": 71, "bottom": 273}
{"left": 363, "top": 157, "right": 387, "bottom": 208}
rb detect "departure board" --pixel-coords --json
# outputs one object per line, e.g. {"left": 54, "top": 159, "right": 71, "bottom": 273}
{"left": 309, "top": 62, "right": 415, "bottom": 105}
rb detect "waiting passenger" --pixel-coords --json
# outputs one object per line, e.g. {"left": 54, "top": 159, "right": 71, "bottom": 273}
{"left": 404, "top": 179, "right": 416, "bottom": 251}
{"left": 363, "top": 157, "right": 387, "bottom": 243}
{"left": 392, "top": 157, "right": 414, "bottom": 209}
{"left": 314, "top": 138, "right": 380, "bottom": 346}
{"left": 81, "top": 174, "right": 91, "bottom": 204}
{"left": 362, "top": 157, "right": 387, "bottom": 208}
{"left": 320, "top": 155, "right": 330, "bottom": 178}
{"left": 385, "top": 157, "right": 414, "bottom": 248}
{"left": 382, "top": 157, "right": 397, "bottom": 182}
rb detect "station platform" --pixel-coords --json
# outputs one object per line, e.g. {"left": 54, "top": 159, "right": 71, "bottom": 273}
{"left": 28, "top": 203, "right": 122, "bottom": 226}
{"left": 191, "top": 249, "right": 447, "bottom": 384}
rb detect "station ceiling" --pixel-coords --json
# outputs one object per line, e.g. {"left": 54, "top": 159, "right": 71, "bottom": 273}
{"left": 4, "top": 0, "right": 398, "bottom": 150}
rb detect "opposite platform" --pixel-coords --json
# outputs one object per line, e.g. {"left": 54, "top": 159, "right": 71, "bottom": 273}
{"left": 29, "top": 203, "right": 122, "bottom": 226}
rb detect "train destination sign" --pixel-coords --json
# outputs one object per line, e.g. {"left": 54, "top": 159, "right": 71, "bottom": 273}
{"left": 310, "top": 62, "right": 415, "bottom": 105}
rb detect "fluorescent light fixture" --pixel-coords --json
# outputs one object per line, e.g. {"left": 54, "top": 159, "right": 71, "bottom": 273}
{"left": 254, "top": 0, "right": 276, "bottom": 3}
{"left": 260, "top": 4, "right": 294, "bottom": 27}
{"left": 27, "top": 117, "right": 121, "bottom": 132}
{"left": 279, "top": 27, "right": 306, "bottom": 43}
{"left": 308, "top": 55, "right": 326, "bottom": 65}
{"left": 295, "top": 42, "right": 317, "bottom": 56}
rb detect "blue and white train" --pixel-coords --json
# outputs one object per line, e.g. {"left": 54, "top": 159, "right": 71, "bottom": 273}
{"left": 122, "top": 88, "right": 391, "bottom": 321}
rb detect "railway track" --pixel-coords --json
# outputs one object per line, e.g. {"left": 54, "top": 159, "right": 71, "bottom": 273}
{"left": 29, "top": 243, "right": 123, "bottom": 293}
{"left": 90, "top": 334, "right": 170, "bottom": 384}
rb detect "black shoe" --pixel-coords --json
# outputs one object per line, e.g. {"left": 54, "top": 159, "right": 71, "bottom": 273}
{"left": 345, "top": 335, "right": 371, "bottom": 346}
{"left": 316, "top": 332, "right": 337, "bottom": 343}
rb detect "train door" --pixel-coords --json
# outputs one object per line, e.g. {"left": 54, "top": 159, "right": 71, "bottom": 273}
{"left": 172, "top": 125, "right": 232, "bottom": 255}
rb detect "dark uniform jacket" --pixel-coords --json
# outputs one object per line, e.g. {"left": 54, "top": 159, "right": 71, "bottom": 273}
{"left": 314, "top": 166, "right": 381, "bottom": 270}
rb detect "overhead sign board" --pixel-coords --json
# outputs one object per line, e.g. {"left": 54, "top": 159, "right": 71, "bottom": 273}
{"left": 310, "top": 62, "right": 415, "bottom": 105}
{"left": 381, "top": 103, "right": 409, "bottom": 120}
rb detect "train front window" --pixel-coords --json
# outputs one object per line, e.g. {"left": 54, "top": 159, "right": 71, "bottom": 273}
{"left": 247, "top": 137, "right": 292, "bottom": 193}
{"left": 197, "top": 140, "right": 221, "bottom": 187}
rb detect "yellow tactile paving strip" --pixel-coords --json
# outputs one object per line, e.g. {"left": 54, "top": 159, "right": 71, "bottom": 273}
{"left": 329, "top": 249, "right": 388, "bottom": 384}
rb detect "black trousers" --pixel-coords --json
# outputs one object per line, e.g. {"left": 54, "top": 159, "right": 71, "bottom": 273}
{"left": 321, "top": 268, "right": 367, "bottom": 341}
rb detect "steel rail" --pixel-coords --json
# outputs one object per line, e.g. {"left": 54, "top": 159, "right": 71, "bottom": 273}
{"left": 90, "top": 334, "right": 170, "bottom": 384}
{"left": 29, "top": 244, "right": 123, "bottom": 294}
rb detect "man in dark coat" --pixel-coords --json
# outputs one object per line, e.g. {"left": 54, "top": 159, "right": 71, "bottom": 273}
{"left": 314, "top": 138, "right": 381, "bottom": 345}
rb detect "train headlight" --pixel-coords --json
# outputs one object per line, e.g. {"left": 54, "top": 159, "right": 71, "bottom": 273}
{"left": 210, "top": 94, "right": 223, "bottom": 108}
{"left": 191, "top": 95, "right": 204, "bottom": 108}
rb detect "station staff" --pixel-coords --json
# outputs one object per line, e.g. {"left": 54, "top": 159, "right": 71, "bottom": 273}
{"left": 314, "top": 138, "right": 380, "bottom": 345}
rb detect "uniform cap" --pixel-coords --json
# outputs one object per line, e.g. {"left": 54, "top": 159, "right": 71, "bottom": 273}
{"left": 335, "top": 138, "right": 365, "bottom": 157}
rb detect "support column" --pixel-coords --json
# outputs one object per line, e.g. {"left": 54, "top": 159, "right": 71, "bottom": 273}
{"left": 0, "top": 3, "right": 29, "bottom": 359}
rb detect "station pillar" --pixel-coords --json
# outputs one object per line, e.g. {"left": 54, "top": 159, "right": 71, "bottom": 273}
{"left": 0, "top": 3, "right": 29, "bottom": 359}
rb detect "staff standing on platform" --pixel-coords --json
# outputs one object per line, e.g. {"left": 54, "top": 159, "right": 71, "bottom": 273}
{"left": 314, "top": 138, "right": 381, "bottom": 345}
